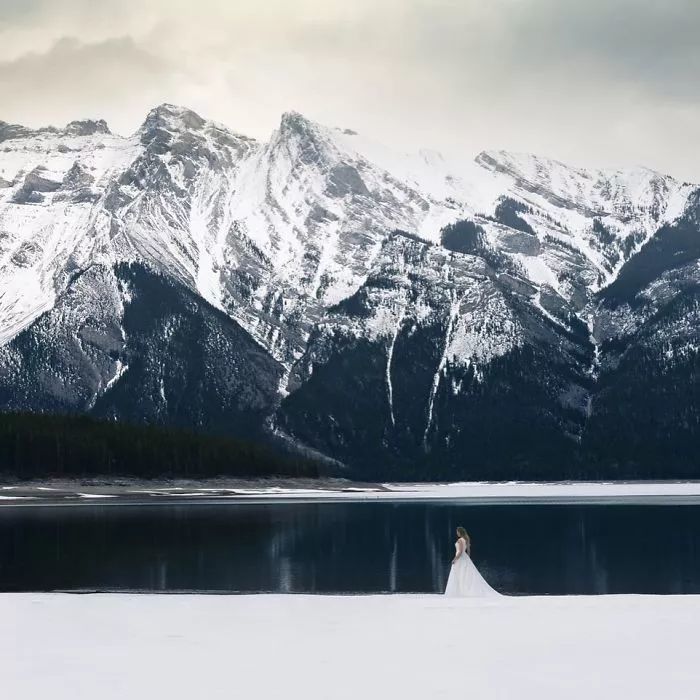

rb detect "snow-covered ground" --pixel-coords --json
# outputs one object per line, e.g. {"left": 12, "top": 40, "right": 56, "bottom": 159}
{"left": 380, "top": 480, "right": 700, "bottom": 501}
{"left": 4, "top": 593, "right": 700, "bottom": 699}
{"left": 3, "top": 480, "right": 700, "bottom": 504}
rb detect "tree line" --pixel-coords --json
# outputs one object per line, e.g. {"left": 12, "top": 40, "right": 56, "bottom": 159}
{"left": 0, "top": 412, "right": 323, "bottom": 480}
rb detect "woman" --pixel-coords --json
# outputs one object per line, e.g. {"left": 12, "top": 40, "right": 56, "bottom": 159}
{"left": 444, "top": 526, "right": 499, "bottom": 597}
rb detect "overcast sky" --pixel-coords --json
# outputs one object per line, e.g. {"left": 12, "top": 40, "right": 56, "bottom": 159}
{"left": 1, "top": 0, "right": 699, "bottom": 180}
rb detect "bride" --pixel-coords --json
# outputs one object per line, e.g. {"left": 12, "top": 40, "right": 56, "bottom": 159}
{"left": 445, "top": 526, "right": 499, "bottom": 597}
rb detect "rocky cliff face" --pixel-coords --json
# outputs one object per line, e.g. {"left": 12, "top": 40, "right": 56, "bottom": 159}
{"left": 0, "top": 104, "right": 698, "bottom": 478}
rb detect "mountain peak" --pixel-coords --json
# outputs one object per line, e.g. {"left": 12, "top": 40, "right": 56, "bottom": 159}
{"left": 2, "top": 117, "right": 110, "bottom": 142}
{"left": 273, "top": 111, "right": 341, "bottom": 166}
{"left": 141, "top": 104, "right": 207, "bottom": 133}
{"left": 279, "top": 111, "right": 325, "bottom": 137}
{"left": 63, "top": 119, "right": 111, "bottom": 137}
{"left": 0, "top": 119, "right": 57, "bottom": 142}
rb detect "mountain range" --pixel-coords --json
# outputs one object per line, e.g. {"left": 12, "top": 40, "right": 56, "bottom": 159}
{"left": 0, "top": 104, "right": 698, "bottom": 479}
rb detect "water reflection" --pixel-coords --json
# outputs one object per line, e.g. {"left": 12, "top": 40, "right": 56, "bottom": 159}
{"left": 0, "top": 501, "right": 698, "bottom": 594}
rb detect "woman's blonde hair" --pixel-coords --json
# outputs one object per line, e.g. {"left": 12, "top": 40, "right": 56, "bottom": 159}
{"left": 456, "top": 527, "right": 471, "bottom": 555}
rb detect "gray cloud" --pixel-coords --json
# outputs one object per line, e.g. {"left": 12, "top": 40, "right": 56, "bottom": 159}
{"left": 0, "top": 36, "right": 178, "bottom": 131}
{"left": 497, "top": 0, "right": 700, "bottom": 102}
{"left": 0, "top": 0, "right": 47, "bottom": 22}
{"left": 0, "top": 0, "right": 698, "bottom": 180}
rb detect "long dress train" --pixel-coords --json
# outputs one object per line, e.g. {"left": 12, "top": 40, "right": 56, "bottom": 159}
{"left": 444, "top": 538, "right": 499, "bottom": 597}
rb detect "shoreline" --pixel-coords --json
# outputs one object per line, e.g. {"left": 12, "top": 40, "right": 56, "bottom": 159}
{"left": 3, "top": 478, "right": 700, "bottom": 506}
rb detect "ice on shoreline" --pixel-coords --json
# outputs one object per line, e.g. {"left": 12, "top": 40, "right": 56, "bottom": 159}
{"left": 3, "top": 480, "right": 700, "bottom": 505}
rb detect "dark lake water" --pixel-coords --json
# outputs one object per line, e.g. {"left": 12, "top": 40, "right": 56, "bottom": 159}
{"left": 1, "top": 500, "right": 699, "bottom": 594}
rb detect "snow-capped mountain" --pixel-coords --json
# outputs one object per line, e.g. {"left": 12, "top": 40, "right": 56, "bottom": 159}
{"left": 0, "top": 104, "right": 698, "bottom": 478}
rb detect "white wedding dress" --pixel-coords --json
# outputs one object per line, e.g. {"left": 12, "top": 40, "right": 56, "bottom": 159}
{"left": 444, "top": 538, "right": 499, "bottom": 597}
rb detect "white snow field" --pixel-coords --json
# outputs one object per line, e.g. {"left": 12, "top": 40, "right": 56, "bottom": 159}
{"left": 4, "top": 593, "right": 700, "bottom": 700}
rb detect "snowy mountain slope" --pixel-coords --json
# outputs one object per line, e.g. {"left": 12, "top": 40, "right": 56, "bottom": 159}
{"left": 0, "top": 261, "right": 284, "bottom": 437}
{"left": 0, "top": 104, "right": 698, "bottom": 478}
{"left": 0, "top": 119, "right": 141, "bottom": 345}
{"left": 276, "top": 230, "right": 595, "bottom": 477}
{"left": 578, "top": 191, "right": 700, "bottom": 474}
{"left": 0, "top": 106, "right": 692, "bottom": 367}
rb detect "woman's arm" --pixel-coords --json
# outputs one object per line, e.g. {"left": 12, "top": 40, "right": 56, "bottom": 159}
{"left": 451, "top": 539, "right": 465, "bottom": 564}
